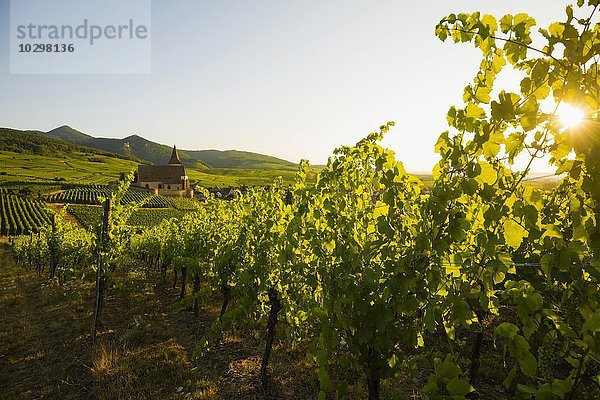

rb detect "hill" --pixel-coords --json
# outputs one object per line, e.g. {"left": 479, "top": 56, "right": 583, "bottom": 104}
{"left": 0, "top": 128, "right": 135, "bottom": 161}
{"left": 0, "top": 128, "right": 140, "bottom": 184}
{"left": 41, "top": 125, "right": 295, "bottom": 170}
{"left": 39, "top": 126, "right": 206, "bottom": 168}
{"left": 185, "top": 149, "right": 296, "bottom": 170}
{"left": 42, "top": 125, "right": 92, "bottom": 143}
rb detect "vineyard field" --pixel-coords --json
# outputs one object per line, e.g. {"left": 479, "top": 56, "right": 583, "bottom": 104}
{"left": 168, "top": 197, "right": 203, "bottom": 210}
{"left": 0, "top": 193, "right": 52, "bottom": 235}
{"left": 0, "top": 149, "right": 139, "bottom": 184}
{"left": 46, "top": 187, "right": 172, "bottom": 208}
{"left": 127, "top": 209, "right": 191, "bottom": 227}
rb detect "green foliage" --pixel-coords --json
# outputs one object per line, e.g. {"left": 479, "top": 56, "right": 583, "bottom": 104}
{"left": 66, "top": 205, "right": 102, "bottom": 229}
{"left": 301, "top": 123, "right": 427, "bottom": 397}
{"left": 433, "top": 2, "right": 600, "bottom": 397}
{"left": 423, "top": 355, "right": 474, "bottom": 399}
{"left": 12, "top": 216, "right": 95, "bottom": 279}
{"left": 67, "top": 205, "right": 190, "bottom": 229}
{"left": 0, "top": 192, "right": 53, "bottom": 235}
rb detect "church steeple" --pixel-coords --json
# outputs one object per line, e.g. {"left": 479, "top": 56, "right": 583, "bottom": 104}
{"left": 168, "top": 145, "right": 182, "bottom": 165}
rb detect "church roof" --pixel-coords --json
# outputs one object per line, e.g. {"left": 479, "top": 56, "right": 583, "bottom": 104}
{"left": 138, "top": 164, "right": 186, "bottom": 184}
{"left": 169, "top": 145, "right": 182, "bottom": 165}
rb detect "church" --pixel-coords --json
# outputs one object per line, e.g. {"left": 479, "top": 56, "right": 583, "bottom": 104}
{"left": 135, "top": 146, "right": 191, "bottom": 192}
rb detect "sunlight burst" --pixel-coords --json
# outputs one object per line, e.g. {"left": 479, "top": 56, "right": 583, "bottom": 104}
{"left": 557, "top": 103, "right": 585, "bottom": 129}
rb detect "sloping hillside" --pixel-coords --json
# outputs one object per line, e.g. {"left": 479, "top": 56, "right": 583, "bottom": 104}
{"left": 41, "top": 125, "right": 295, "bottom": 169}
{"left": 0, "top": 128, "right": 133, "bottom": 161}
{"left": 0, "top": 128, "right": 144, "bottom": 184}
{"left": 43, "top": 125, "right": 93, "bottom": 143}
{"left": 0, "top": 127, "right": 304, "bottom": 186}
{"left": 40, "top": 126, "right": 202, "bottom": 167}
{"left": 185, "top": 149, "right": 296, "bottom": 170}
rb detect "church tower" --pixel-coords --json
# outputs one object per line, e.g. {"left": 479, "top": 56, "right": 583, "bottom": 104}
{"left": 168, "top": 145, "right": 182, "bottom": 165}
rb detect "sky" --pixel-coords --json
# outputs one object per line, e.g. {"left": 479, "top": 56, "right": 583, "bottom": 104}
{"left": 0, "top": 0, "right": 577, "bottom": 172}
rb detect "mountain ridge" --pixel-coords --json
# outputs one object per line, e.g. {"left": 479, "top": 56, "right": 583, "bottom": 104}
{"left": 37, "top": 125, "right": 297, "bottom": 170}
{"left": 0, "top": 127, "right": 139, "bottom": 162}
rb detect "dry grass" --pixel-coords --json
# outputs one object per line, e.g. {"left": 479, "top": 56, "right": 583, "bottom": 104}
{"left": 92, "top": 340, "right": 194, "bottom": 400}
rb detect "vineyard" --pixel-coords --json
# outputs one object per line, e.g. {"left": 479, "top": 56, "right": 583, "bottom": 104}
{"left": 0, "top": 192, "right": 52, "bottom": 236}
{"left": 67, "top": 205, "right": 192, "bottom": 229}
{"left": 45, "top": 186, "right": 172, "bottom": 208}
{"left": 0, "top": 185, "right": 198, "bottom": 235}
{"left": 2, "top": 3, "right": 600, "bottom": 400}
{"left": 169, "top": 197, "right": 203, "bottom": 211}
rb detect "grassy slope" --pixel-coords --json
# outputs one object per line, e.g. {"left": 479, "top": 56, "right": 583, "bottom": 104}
{"left": 188, "top": 167, "right": 317, "bottom": 187}
{"left": 1, "top": 128, "right": 136, "bottom": 162}
{"left": 0, "top": 151, "right": 139, "bottom": 185}
{"left": 0, "top": 128, "right": 141, "bottom": 184}
{"left": 0, "top": 149, "right": 306, "bottom": 187}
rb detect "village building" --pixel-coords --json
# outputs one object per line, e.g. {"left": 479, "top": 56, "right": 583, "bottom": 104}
{"left": 135, "top": 146, "right": 192, "bottom": 196}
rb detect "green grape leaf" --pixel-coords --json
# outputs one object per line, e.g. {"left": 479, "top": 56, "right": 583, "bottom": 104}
{"left": 466, "top": 103, "right": 486, "bottom": 119}
{"left": 548, "top": 22, "right": 565, "bottom": 38}
{"left": 446, "top": 377, "right": 473, "bottom": 396}
{"left": 518, "top": 351, "right": 537, "bottom": 377}
{"left": 503, "top": 219, "right": 528, "bottom": 248}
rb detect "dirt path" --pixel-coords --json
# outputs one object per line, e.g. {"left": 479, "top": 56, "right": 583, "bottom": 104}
{"left": 46, "top": 203, "right": 83, "bottom": 227}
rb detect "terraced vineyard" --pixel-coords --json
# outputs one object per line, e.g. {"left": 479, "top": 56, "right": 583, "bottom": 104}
{"left": 46, "top": 186, "right": 172, "bottom": 208}
{"left": 0, "top": 192, "right": 52, "bottom": 235}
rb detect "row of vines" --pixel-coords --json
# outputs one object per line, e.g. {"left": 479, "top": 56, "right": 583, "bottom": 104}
{"left": 0, "top": 193, "right": 52, "bottom": 236}
{"left": 45, "top": 187, "right": 172, "bottom": 208}
{"left": 12, "top": 216, "right": 95, "bottom": 280}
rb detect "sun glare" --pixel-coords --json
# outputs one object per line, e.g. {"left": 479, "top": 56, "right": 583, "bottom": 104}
{"left": 557, "top": 103, "right": 585, "bottom": 129}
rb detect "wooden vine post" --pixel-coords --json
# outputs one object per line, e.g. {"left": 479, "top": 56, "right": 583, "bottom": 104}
{"left": 219, "top": 283, "right": 231, "bottom": 322}
{"left": 193, "top": 272, "right": 201, "bottom": 316}
{"left": 179, "top": 265, "right": 187, "bottom": 299}
{"left": 260, "top": 287, "right": 282, "bottom": 392}
{"left": 48, "top": 214, "right": 57, "bottom": 279}
{"left": 92, "top": 197, "right": 112, "bottom": 343}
